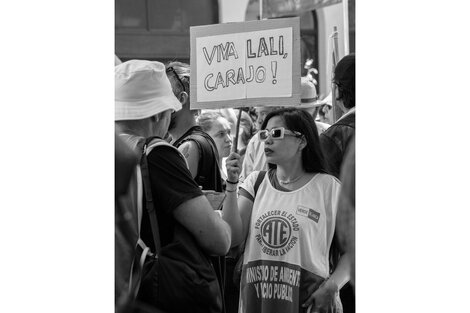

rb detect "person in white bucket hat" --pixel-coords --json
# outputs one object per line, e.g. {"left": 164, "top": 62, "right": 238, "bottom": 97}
{"left": 115, "top": 60, "right": 231, "bottom": 312}
{"left": 115, "top": 59, "right": 182, "bottom": 122}
{"left": 298, "top": 76, "right": 330, "bottom": 134}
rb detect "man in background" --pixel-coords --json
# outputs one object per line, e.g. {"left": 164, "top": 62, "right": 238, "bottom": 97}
{"left": 166, "top": 61, "right": 223, "bottom": 192}
{"left": 320, "top": 53, "right": 356, "bottom": 313}
{"left": 320, "top": 53, "right": 355, "bottom": 178}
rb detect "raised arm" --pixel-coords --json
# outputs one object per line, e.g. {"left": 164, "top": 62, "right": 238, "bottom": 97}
{"left": 222, "top": 152, "right": 254, "bottom": 247}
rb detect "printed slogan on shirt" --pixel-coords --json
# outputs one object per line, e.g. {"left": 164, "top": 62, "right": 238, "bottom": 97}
{"left": 241, "top": 260, "right": 301, "bottom": 313}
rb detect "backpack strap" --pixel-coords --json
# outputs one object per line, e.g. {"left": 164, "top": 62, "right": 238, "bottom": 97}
{"left": 140, "top": 137, "right": 186, "bottom": 254}
{"left": 180, "top": 131, "right": 222, "bottom": 191}
{"left": 193, "top": 132, "right": 218, "bottom": 186}
{"left": 135, "top": 166, "right": 143, "bottom": 234}
{"left": 253, "top": 170, "right": 267, "bottom": 198}
{"left": 140, "top": 143, "right": 162, "bottom": 255}
{"left": 128, "top": 238, "right": 150, "bottom": 298}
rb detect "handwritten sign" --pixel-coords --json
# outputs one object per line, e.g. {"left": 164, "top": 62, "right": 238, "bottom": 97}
{"left": 190, "top": 17, "right": 300, "bottom": 109}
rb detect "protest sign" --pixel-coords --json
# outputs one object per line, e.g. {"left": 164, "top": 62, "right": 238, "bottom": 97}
{"left": 190, "top": 17, "right": 300, "bottom": 109}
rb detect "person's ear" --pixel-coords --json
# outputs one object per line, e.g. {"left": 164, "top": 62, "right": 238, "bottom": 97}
{"left": 179, "top": 91, "right": 189, "bottom": 106}
{"left": 298, "top": 135, "right": 307, "bottom": 151}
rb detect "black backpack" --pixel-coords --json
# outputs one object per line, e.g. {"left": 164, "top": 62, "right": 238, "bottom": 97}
{"left": 115, "top": 134, "right": 160, "bottom": 313}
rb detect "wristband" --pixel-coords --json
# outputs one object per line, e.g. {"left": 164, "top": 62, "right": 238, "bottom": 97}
{"left": 225, "top": 188, "right": 237, "bottom": 193}
{"left": 226, "top": 179, "right": 239, "bottom": 185}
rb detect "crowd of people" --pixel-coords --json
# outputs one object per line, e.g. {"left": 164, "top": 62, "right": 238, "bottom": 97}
{"left": 115, "top": 54, "right": 356, "bottom": 313}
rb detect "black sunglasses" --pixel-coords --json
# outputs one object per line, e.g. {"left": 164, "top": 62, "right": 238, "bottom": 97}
{"left": 166, "top": 66, "right": 186, "bottom": 93}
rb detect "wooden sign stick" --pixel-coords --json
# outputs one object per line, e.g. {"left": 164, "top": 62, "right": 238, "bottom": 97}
{"left": 232, "top": 108, "right": 243, "bottom": 153}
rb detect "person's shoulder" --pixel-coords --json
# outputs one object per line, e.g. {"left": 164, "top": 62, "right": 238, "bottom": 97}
{"left": 319, "top": 124, "right": 334, "bottom": 140}
{"left": 315, "top": 173, "right": 341, "bottom": 186}
{"left": 241, "top": 170, "right": 261, "bottom": 186}
{"left": 339, "top": 113, "right": 355, "bottom": 126}
{"left": 178, "top": 140, "right": 200, "bottom": 156}
{"left": 184, "top": 128, "right": 215, "bottom": 148}
{"left": 321, "top": 118, "right": 354, "bottom": 139}
{"left": 315, "top": 121, "right": 330, "bottom": 128}
{"left": 333, "top": 110, "right": 355, "bottom": 128}
{"left": 315, "top": 121, "right": 330, "bottom": 133}
{"left": 148, "top": 141, "right": 181, "bottom": 160}
{"left": 247, "top": 169, "right": 263, "bottom": 180}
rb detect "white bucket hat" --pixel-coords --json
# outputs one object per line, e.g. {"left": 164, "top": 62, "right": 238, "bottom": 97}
{"left": 319, "top": 91, "right": 333, "bottom": 108}
{"left": 115, "top": 60, "right": 182, "bottom": 121}
{"left": 299, "top": 76, "right": 321, "bottom": 108}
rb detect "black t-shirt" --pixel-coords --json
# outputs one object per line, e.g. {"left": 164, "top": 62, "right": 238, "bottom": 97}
{"left": 140, "top": 144, "right": 203, "bottom": 250}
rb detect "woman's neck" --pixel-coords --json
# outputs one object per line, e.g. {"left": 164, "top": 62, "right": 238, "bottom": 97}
{"left": 219, "top": 157, "right": 228, "bottom": 180}
{"left": 276, "top": 156, "right": 304, "bottom": 182}
{"left": 169, "top": 115, "right": 197, "bottom": 144}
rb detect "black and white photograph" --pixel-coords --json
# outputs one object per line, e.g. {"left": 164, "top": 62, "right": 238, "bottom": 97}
{"left": 115, "top": 1, "right": 355, "bottom": 312}
{"left": 2, "top": 1, "right": 470, "bottom": 313}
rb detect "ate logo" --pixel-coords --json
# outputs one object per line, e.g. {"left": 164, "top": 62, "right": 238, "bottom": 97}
{"left": 254, "top": 210, "right": 299, "bottom": 256}
{"left": 260, "top": 217, "right": 292, "bottom": 249}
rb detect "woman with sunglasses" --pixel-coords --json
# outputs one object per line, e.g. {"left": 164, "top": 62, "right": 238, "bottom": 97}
{"left": 221, "top": 107, "right": 350, "bottom": 313}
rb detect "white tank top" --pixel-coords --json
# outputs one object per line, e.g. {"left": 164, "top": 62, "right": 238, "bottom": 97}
{"left": 238, "top": 170, "right": 341, "bottom": 313}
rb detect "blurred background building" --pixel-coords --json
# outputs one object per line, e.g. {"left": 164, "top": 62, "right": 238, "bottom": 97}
{"left": 115, "top": 0, "right": 354, "bottom": 102}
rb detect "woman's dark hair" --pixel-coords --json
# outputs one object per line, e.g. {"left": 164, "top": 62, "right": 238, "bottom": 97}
{"left": 261, "top": 107, "right": 330, "bottom": 174}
